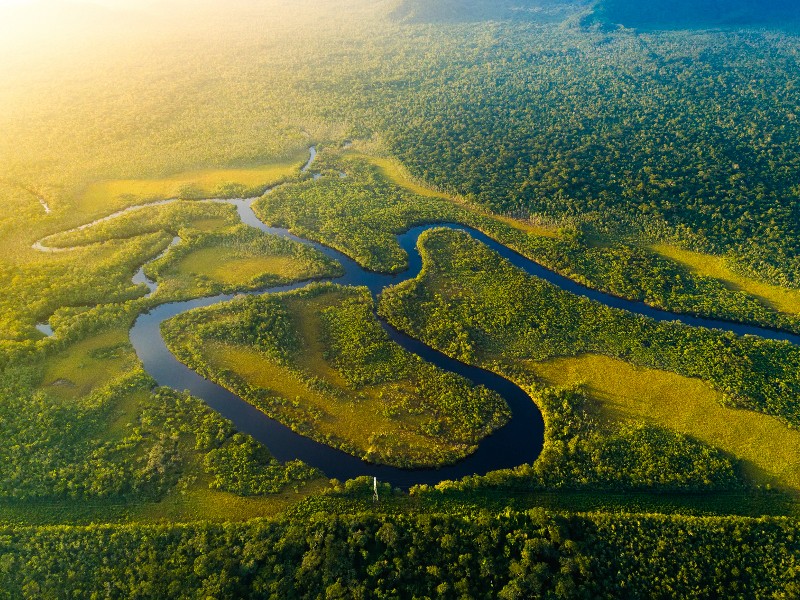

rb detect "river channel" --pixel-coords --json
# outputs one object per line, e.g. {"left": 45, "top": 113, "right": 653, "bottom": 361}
{"left": 37, "top": 147, "right": 800, "bottom": 487}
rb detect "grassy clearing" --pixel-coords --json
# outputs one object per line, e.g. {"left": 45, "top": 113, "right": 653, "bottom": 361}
{"left": 0, "top": 323, "right": 330, "bottom": 524}
{"left": 0, "top": 478, "right": 330, "bottom": 526}
{"left": 352, "top": 153, "right": 451, "bottom": 200}
{"left": 171, "top": 248, "right": 305, "bottom": 287}
{"left": 652, "top": 243, "right": 800, "bottom": 316}
{"left": 40, "top": 328, "right": 137, "bottom": 401}
{"left": 75, "top": 151, "right": 308, "bottom": 220}
{"left": 146, "top": 223, "right": 341, "bottom": 302}
{"left": 203, "top": 341, "right": 443, "bottom": 464}
{"left": 123, "top": 477, "right": 330, "bottom": 524}
{"left": 528, "top": 353, "right": 800, "bottom": 493}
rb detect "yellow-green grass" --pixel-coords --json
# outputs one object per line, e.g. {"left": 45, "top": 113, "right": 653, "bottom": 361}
{"left": 354, "top": 153, "right": 452, "bottom": 201}
{"left": 349, "top": 151, "right": 559, "bottom": 238}
{"left": 204, "top": 342, "right": 443, "bottom": 466}
{"left": 188, "top": 217, "right": 230, "bottom": 232}
{"left": 40, "top": 328, "right": 137, "bottom": 401}
{"left": 527, "top": 353, "right": 800, "bottom": 494}
{"left": 0, "top": 478, "right": 330, "bottom": 526}
{"left": 74, "top": 151, "right": 309, "bottom": 220}
{"left": 172, "top": 247, "right": 305, "bottom": 286}
{"left": 652, "top": 243, "right": 800, "bottom": 316}
{"left": 124, "top": 467, "right": 330, "bottom": 524}
{"left": 152, "top": 242, "right": 326, "bottom": 302}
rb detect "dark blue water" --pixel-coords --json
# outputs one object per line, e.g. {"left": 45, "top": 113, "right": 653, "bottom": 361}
{"left": 131, "top": 199, "right": 544, "bottom": 487}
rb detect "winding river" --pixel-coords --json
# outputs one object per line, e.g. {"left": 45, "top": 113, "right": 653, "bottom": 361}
{"left": 35, "top": 148, "right": 800, "bottom": 488}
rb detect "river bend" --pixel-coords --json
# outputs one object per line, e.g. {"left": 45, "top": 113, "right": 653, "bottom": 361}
{"left": 35, "top": 147, "right": 800, "bottom": 487}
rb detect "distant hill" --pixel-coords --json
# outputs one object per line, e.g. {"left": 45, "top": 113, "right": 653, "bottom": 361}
{"left": 590, "top": 0, "right": 800, "bottom": 29}
{"left": 391, "top": 0, "right": 589, "bottom": 24}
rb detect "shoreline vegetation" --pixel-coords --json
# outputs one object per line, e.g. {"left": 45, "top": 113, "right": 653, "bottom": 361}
{"left": 162, "top": 284, "right": 510, "bottom": 469}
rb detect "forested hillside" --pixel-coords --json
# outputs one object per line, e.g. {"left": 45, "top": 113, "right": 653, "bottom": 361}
{"left": 592, "top": 0, "right": 800, "bottom": 28}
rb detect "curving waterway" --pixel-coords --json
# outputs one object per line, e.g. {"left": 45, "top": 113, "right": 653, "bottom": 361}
{"left": 35, "top": 147, "right": 800, "bottom": 488}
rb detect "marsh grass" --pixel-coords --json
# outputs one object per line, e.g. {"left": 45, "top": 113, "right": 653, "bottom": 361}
{"left": 528, "top": 353, "right": 800, "bottom": 493}
{"left": 191, "top": 287, "right": 477, "bottom": 467}
{"left": 652, "top": 243, "right": 800, "bottom": 316}
{"left": 40, "top": 328, "right": 137, "bottom": 401}
{"left": 203, "top": 342, "right": 436, "bottom": 462}
{"left": 169, "top": 250, "right": 306, "bottom": 288}
{"left": 76, "top": 153, "right": 308, "bottom": 219}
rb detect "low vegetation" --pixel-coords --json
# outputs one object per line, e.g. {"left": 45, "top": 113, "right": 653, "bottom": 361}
{"left": 652, "top": 243, "right": 800, "bottom": 317}
{"left": 74, "top": 151, "right": 308, "bottom": 220}
{"left": 145, "top": 223, "right": 341, "bottom": 301}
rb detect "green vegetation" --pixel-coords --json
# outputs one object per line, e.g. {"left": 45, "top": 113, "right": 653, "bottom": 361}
{"left": 75, "top": 151, "right": 308, "bottom": 219}
{"left": 257, "top": 149, "right": 800, "bottom": 335}
{"left": 380, "top": 228, "right": 800, "bottom": 491}
{"left": 163, "top": 284, "right": 509, "bottom": 467}
{"left": 254, "top": 152, "right": 465, "bottom": 273}
{"left": 145, "top": 223, "right": 341, "bottom": 301}
{"left": 367, "top": 23, "right": 800, "bottom": 287}
{"left": 529, "top": 353, "right": 800, "bottom": 491}
{"left": 652, "top": 243, "right": 800, "bottom": 317}
{"left": 502, "top": 385, "right": 741, "bottom": 492}
{"left": 40, "top": 200, "right": 240, "bottom": 249}
{"left": 0, "top": 329, "right": 320, "bottom": 504}
{"left": 0, "top": 507, "right": 798, "bottom": 599}
{"left": 381, "top": 228, "right": 800, "bottom": 425}
{"left": 4, "top": 0, "right": 800, "bottom": 593}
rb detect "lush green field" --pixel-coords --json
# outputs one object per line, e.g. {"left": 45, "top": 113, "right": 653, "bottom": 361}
{"left": 653, "top": 243, "right": 800, "bottom": 316}
{"left": 162, "top": 284, "right": 509, "bottom": 467}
